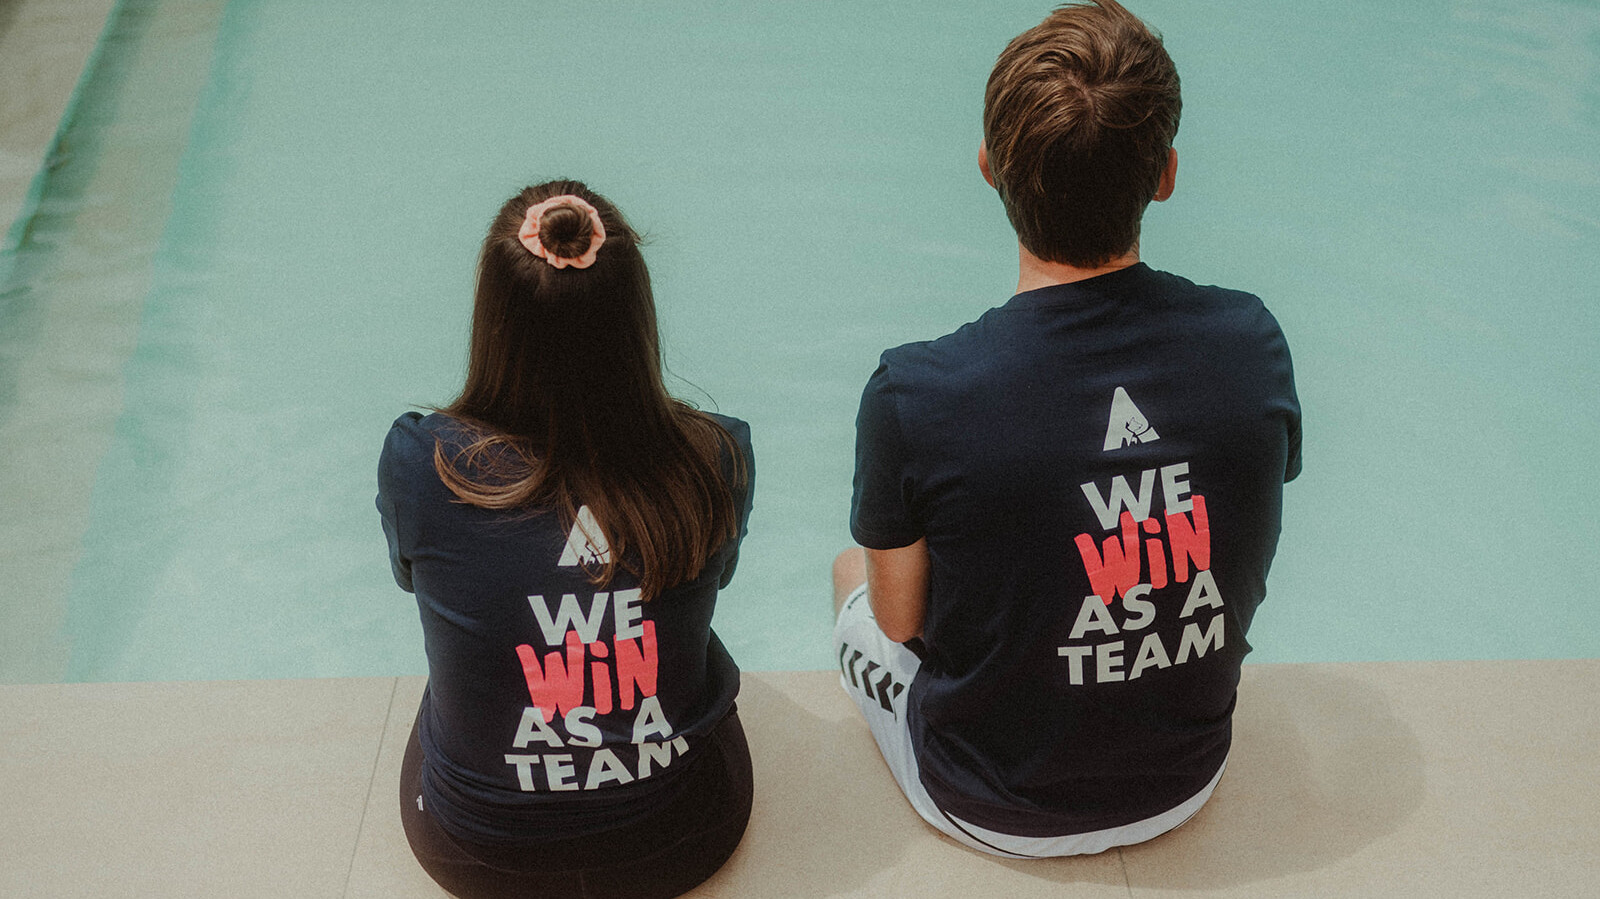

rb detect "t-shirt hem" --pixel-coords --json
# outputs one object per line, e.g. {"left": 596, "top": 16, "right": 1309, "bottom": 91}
{"left": 935, "top": 758, "right": 1228, "bottom": 856}
{"left": 920, "top": 759, "right": 1226, "bottom": 839}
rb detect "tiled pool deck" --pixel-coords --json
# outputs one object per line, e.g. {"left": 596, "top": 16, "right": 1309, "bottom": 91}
{"left": 3, "top": 662, "right": 1597, "bottom": 897}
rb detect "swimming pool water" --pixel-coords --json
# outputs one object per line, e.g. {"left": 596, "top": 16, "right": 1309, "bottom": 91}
{"left": 3, "top": 0, "right": 1598, "bottom": 682}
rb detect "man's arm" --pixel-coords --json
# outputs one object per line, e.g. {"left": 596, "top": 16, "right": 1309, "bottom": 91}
{"left": 866, "top": 539, "right": 930, "bottom": 643}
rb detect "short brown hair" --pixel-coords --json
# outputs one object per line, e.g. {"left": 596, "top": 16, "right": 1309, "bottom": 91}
{"left": 983, "top": 1, "right": 1180, "bottom": 267}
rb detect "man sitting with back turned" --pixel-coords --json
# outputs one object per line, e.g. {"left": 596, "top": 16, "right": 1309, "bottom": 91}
{"left": 832, "top": 0, "right": 1302, "bottom": 858}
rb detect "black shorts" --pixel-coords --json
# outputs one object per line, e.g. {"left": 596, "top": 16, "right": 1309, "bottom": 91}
{"left": 400, "top": 705, "right": 753, "bottom": 899}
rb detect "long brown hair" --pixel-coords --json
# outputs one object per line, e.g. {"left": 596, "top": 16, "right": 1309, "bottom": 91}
{"left": 436, "top": 180, "right": 744, "bottom": 600}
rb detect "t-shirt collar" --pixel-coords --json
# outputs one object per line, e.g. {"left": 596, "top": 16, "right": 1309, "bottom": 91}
{"left": 1003, "top": 262, "right": 1153, "bottom": 310}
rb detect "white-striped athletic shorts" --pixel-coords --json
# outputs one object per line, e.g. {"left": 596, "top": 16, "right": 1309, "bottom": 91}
{"left": 832, "top": 582, "right": 1225, "bottom": 858}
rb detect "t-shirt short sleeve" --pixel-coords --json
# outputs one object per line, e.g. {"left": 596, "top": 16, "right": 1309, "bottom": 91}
{"left": 376, "top": 411, "right": 429, "bottom": 593}
{"left": 1284, "top": 410, "right": 1303, "bottom": 483}
{"left": 708, "top": 413, "right": 756, "bottom": 589}
{"left": 1258, "top": 306, "right": 1303, "bottom": 484}
{"left": 851, "top": 356, "right": 921, "bottom": 550}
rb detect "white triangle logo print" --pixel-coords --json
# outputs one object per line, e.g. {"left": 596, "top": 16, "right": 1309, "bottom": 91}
{"left": 557, "top": 505, "right": 611, "bottom": 566}
{"left": 1102, "top": 386, "right": 1159, "bottom": 451}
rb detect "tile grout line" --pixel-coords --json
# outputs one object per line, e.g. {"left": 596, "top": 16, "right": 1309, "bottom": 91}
{"left": 1118, "top": 846, "right": 1133, "bottom": 898}
{"left": 342, "top": 676, "right": 401, "bottom": 899}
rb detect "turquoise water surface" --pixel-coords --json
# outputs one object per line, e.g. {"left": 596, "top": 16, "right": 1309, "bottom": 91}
{"left": 3, "top": 0, "right": 1597, "bottom": 681}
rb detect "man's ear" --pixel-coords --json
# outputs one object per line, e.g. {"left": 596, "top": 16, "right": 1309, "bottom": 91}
{"left": 979, "top": 142, "right": 996, "bottom": 188}
{"left": 1153, "top": 147, "right": 1177, "bottom": 202}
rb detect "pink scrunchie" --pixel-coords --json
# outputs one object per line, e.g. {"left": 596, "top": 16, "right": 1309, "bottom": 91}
{"left": 517, "top": 195, "right": 607, "bottom": 269}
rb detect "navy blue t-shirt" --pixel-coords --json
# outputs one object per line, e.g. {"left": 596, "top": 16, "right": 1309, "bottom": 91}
{"left": 378, "top": 411, "right": 754, "bottom": 844}
{"left": 852, "top": 264, "right": 1300, "bottom": 836}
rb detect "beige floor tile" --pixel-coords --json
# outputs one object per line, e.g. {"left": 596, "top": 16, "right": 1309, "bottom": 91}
{"left": 1122, "top": 659, "right": 1600, "bottom": 898}
{"left": 5, "top": 662, "right": 1596, "bottom": 897}
{"left": 345, "top": 675, "right": 450, "bottom": 898}
{"left": 0, "top": 677, "right": 394, "bottom": 898}
{"left": 348, "top": 670, "right": 1130, "bottom": 898}
{"left": 695, "top": 670, "right": 1129, "bottom": 899}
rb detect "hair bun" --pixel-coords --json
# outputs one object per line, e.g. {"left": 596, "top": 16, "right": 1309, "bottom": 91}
{"left": 538, "top": 204, "right": 594, "bottom": 260}
{"left": 517, "top": 194, "right": 607, "bottom": 269}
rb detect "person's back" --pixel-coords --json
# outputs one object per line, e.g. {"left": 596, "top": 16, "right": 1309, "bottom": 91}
{"left": 832, "top": 0, "right": 1300, "bottom": 857}
{"left": 380, "top": 182, "right": 756, "bottom": 898}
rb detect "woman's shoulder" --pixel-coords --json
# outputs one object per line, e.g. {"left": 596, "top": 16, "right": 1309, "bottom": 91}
{"left": 379, "top": 411, "right": 473, "bottom": 480}
{"left": 701, "top": 411, "right": 750, "bottom": 446}
{"left": 387, "top": 409, "right": 476, "bottom": 444}
{"left": 696, "top": 410, "right": 753, "bottom": 470}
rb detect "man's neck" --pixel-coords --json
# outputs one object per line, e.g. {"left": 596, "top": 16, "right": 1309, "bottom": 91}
{"left": 1015, "top": 244, "right": 1140, "bottom": 294}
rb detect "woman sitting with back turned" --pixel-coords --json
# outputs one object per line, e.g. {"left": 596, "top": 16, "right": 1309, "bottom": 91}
{"left": 377, "top": 180, "right": 755, "bottom": 899}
